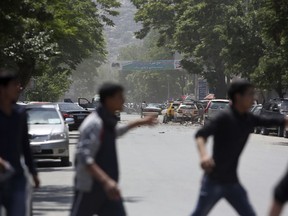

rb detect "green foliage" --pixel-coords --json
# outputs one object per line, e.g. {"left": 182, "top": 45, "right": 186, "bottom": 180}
{"left": 0, "top": 0, "right": 120, "bottom": 100}
{"left": 131, "top": 0, "right": 288, "bottom": 98}
{"left": 25, "top": 69, "right": 72, "bottom": 102}
{"left": 251, "top": 0, "right": 288, "bottom": 97}
{"left": 118, "top": 31, "right": 188, "bottom": 102}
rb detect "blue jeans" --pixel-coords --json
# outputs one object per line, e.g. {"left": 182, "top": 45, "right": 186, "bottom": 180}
{"left": 0, "top": 175, "right": 28, "bottom": 216}
{"left": 191, "top": 175, "right": 256, "bottom": 216}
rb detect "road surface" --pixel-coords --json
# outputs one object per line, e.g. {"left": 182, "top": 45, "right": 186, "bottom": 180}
{"left": 32, "top": 114, "right": 288, "bottom": 216}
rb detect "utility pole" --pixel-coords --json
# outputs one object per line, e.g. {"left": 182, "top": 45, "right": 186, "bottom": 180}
{"left": 167, "top": 75, "right": 170, "bottom": 100}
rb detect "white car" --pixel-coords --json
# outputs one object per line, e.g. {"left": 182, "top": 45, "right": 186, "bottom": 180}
{"left": 204, "top": 99, "right": 230, "bottom": 124}
{"left": 142, "top": 103, "right": 162, "bottom": 117}
{"left": 26, "top": 104, "right": 74, "bottom": 166}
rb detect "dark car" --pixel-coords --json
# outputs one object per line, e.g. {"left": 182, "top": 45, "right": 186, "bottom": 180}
{"left": 251, "top": 104, "right": 263, "bottom": 134}
{"left": 54, "top": 102, "right": 91, "bottom": 131}
{"left": 259, "top": 99, "right": 288, "bottom": 136}
{"left": 78, "top": 97, "right": 120, "bottom": 121}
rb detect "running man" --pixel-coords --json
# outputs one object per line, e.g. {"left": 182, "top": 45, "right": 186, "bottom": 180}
{"left": 0, "top": 67, "right": 40, "bottom": 216}
{"left": 269, "top": 168, "right": 288, "bottom": 216}
{"left": 191, "top": 80, "right": 288, "bottom": 216}
{"left": 71, "top": 83, "right": 157, "bottom": 216}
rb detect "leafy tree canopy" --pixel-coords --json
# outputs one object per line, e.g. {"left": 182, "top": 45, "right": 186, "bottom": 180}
{"left": 131, "top": 0, "right": 288, "bottom": 98}
{"left": 0, "top": 0, "right": 120, "bottom": 88}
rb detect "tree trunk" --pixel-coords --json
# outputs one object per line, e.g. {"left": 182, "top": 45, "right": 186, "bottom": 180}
{"left": 275, "top": 87, "right": 285, "bottom": 99}
{"left": 214, "top": 60, "right": 227, "bottom": 99}
{"left": 17, "top": 61, "right": 35, "bottom": 89}
{"left": 214, "top": 72, "right": 227, "bottom": 99}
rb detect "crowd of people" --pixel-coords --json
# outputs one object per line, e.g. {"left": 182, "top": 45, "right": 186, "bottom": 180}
{"left": 0, "top": 67, "right": 288, "bottom": 216}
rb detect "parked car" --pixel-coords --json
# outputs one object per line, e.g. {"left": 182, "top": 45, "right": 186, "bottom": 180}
{"left": 142, "top": 103, "right": 161, "bottom": 117}
{"left": 162, "top": 101, "right": 182, "bottom": 123}
{"left": 199, "top": 100, "right": 210, "bottom": 110}
{"left": 78, "top": 97, "right": 121, "bottom": 121}
{"left": 204, "top": 99, "right": 230, "bottom": 124}
{"left": 78, "top": 97, "right": 100, "bottom": 111}
{"left": 251, "top": 104, "right": 263, "bottom": 134}
{"left": 174, "top": 102, "right": 204, "bottom": 123}
{"left": 26, "top": 104, "right": 73, "bottom": 166}
{"left": 259, "top": 99, "right": 288, "bottom": 137}
{"left": 54, "top": 102, "right": 91, "bottom": 131}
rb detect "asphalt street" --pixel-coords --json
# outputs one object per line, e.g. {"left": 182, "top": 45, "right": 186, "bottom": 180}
{"left": 32, "top": 114, "right": 288, "bottom": 216}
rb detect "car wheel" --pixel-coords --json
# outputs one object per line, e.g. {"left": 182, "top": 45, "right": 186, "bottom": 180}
{"left": 284, "top": 131, "right": 288, "bottom": 138}
{"left": 61, "top": 156, "right": 70, "bottom": 167}
{"left": 261, "top": 127, "right": 269, "bottom": 135}
{"left": 254, "top": 127, "right": 261, "bottom": 134}
{"left": 277, "top": 127, "right": 284, "bottom": 137}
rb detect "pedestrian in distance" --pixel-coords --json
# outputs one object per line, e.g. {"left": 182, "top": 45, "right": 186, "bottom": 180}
{"left": 269, "top": 168, "right": 288, "bottom": 216}
{"left": 0, "top": 67, "right": 40, "bottom": 216}
{"left": 71, "top": 83, "right": 157, "bottom": 216}
{"left": 140, "top": 101, "right": 147, "bottom": 118}
{"left": 191, "top": 80, "right": 288, "bottom": 216}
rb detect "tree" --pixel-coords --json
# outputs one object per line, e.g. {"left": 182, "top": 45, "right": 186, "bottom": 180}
{"left": 68, "top": 59, "right": 119, "bottom": 101}
{"left": 132, "top": 0, "right": 288, "bottom": 98}
{"left": 25, "top": 69, "right": 71, "bottom": 102}
{"left": 132, "top": 0, "right": 251, "bottom": 98}
{"left": 0, "top": 0, "right": 120, "bottom": 87}
{"left": 251, "top": 0, "right": 288, "bottom": 98}
{"left": 118, "top": 31, "right": 188, "bottom": 102}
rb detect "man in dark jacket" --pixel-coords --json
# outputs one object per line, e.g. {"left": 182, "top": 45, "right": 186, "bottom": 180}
{"left": 0, "top": 67, "right": 40, "bottom": 216}
{"left": 191, "top": 80, "right": 288, "bottom": 216}
{"left": 71, "top": 83, "right": 156, "bottom": 216}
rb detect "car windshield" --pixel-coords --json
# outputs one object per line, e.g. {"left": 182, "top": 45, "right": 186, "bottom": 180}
{"left": 27, "top": 108, "right": 61, "bottom": 125}
{"left": 58, "top": 103, "right": 84, "bottom": 111}
{"left": 280, "top": 101, "right": 288, "bottom": 112}
{"left": 210, "top": 101, "right": 229, "bottom": 109}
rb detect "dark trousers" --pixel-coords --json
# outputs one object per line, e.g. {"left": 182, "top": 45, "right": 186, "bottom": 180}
{"left": 71, "top": 188, "right": 126, "bottom": 216}
{"left": 0, "top": 175, "right": 28, "bottom": 216}
{"left": 191, "top": 175, "right": 256, "bottom": 216}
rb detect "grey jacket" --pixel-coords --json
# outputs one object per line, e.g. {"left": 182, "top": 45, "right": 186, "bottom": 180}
{"left": 74, "top": 112, "right": 129, "bottom": 192}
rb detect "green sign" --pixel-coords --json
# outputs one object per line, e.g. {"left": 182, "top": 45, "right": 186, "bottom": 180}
{"left": 113, "top": 60, "right": 183, "bottom": 71}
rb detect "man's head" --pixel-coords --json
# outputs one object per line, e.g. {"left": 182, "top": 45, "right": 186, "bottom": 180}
{"left": 99, "top": 83, "right": 125, "bottom": 112}
{"left": 0, "top": 68, "right": 21, "bottom": 104}
{"left": 228, "top": 80, "right": 255, "bottom": 111}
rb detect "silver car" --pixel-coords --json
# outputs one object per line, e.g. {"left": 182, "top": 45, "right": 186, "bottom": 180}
{"left": 26, "top": 104, "right": 74, "bottom": 166}
{"left": 204, "top": 99, "right": 230, "bottom": 124}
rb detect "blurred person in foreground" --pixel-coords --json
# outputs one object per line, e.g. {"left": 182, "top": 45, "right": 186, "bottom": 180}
{"left": 269, "top": 169, "right": 288, "bottom": 216}
{"left": 0, "top": 67, "right": 40, "bottom": 216}
{"left": 71, "top": 83, "right": 157, "bottom": 216}
{"left": 191, "top": 80, "right": 288, "bottom": 216}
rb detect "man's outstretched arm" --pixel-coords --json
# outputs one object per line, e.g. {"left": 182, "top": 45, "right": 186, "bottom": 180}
{"left": 116, "top": 115, "right": 157, "bottom": 137}
{"left": 252, "top": 114, "right": 288, "bottom": 128}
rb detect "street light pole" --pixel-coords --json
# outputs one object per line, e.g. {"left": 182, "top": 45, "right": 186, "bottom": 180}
{"left": 167, "top": 75, "right": 170, "bottom": 100}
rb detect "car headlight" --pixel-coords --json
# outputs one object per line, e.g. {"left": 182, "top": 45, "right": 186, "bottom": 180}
{"left": 50, "top": 132, "right": 67, "bottom": 140}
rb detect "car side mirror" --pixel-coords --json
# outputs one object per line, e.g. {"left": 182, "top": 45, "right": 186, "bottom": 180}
{"left": 65, "top": 118, "right": 75, "bottom": 125}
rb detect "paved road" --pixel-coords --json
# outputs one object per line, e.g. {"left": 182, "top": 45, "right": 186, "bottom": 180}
{"left": 33, "top": 114, "right": 288, "bottom": 216}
